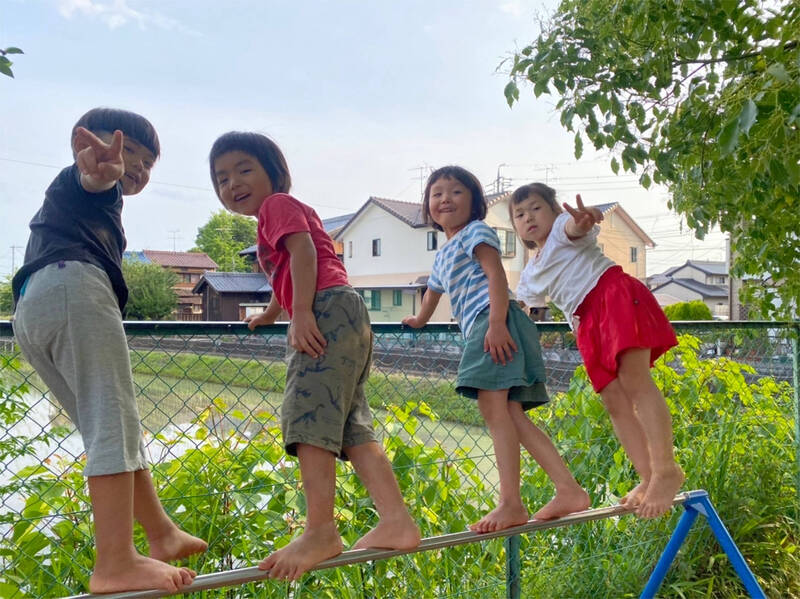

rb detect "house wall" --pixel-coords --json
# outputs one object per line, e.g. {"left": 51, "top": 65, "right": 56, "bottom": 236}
{"left": 203, "top": 290, "right": 270, "bottom": 321}
{"left": 341, "top": 204, "right": 437, "bottom": 276}
{"left": 669, "top": 265, "right": 727, "bottom": 286}
{"left": 596, "top": 212, "right": 647, "bottom": 280}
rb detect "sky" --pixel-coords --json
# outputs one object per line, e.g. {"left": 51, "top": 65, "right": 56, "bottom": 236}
{"left": 0, "top": 0, "right": 727, "bottom": 279}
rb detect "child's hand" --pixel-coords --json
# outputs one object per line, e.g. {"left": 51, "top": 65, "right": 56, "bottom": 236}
{"left": 245, "top": 310, "right": 277, "bottom": 330}
{"left": 402, "top": 315, "right": 425, "bottom": 329}
{"left": 563, "top": 194, "right": 603, "bottom": 236}
{"left": 288, "top": 310, "right": 327, "bottom": 358}
{"left": 74, "top": 127, "right": 125, "bottom": 192}
{"left": 484, "top": 323, "right": 517, "bottom": 365}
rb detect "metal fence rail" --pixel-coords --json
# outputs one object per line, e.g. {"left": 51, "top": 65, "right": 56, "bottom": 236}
{"left": 1, "top": 320, "right": 798, "bottom": 598}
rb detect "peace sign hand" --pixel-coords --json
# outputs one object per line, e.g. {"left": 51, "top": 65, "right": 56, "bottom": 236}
{"left": 73, "top": 127, "right": 125, "bottom": 192}
{"left": 563, "top": 194, "right": 603, "bottom": 237}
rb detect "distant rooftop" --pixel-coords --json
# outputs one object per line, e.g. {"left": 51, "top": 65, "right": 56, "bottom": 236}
{"left": 192, "top": 272, "right": 271, "bottom": 294}
{"left": 124, "top": 250, "right": 218, "bottom": 269}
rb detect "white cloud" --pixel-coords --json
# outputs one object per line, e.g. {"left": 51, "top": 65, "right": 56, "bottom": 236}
{"left": 56, "top": 0, "right": 197, "bottom": 34}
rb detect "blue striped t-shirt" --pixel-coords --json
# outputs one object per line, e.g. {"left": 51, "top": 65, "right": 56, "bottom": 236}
{"left": 427, "top": 220, "right": 512, "bottom": 338}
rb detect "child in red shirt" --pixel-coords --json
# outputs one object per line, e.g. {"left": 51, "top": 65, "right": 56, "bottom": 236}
{"left": 209, "top": 132, "right": 420, "bottom": 581}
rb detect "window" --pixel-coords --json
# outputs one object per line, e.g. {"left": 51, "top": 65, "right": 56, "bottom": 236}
{"left": 348, "top": 241, "right": 353, "bottom": 258}
{"left": 360, "top": 289, "right": 381, "bottom": 310}
{"left": 393, "top": 290, "right": 402, "bottom": 306}
{"left": 630, "top": 247, "right": 638, "bottom": 263}
{"left": 716, "top": 276, "right": 726, "bottom": 285}
{"left": 493, "top": 228, "right": 517, "bottom": 258}
{"left": 372, "top": 238, "right": 381, "bottom": 257}
{"left": 181, "top": 273, "right": 193, "bottom": 283}
{"left": 427, "top": 231, "right": 438, "bottom": 251}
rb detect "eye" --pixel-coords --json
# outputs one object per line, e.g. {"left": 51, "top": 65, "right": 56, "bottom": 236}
{"left": 241, "top": 168, "right": 252, "bottom": 174}
{"left": 218, "top": 177, "right": 229, "bottom": 186}
{"left": 123, "top": 145, "right": 133, "bottom": 154}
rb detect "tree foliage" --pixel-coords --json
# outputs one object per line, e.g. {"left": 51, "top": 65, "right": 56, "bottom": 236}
{"left": 663, "top": 300, "right": 714, "bottom": 321}
{"left": 0, "top": 277, "right": 12, "bottom": 316}
{"left": 194, "top": 211, "right": 257, "bottom": 273}
{"left": 121, "top": 259, "right": 178, "bottom": 320}
{"left": 506, "top": 0, "right": 800, "bottom": 318}
{"left": 0, "top": 46, "right": 23, "bottom": 78}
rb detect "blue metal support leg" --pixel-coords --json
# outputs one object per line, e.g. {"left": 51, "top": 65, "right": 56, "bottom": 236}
{"left": 641, "top": 490, "right": 766, "bottom": 599}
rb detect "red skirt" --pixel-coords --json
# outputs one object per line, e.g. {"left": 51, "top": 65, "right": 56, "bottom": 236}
{"left": 574, "top": 266, "right": 677, "bottom": 392}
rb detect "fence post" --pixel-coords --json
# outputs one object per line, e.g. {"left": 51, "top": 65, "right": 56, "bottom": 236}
{"left": 793, "top": 324, "right": 800, "bottom": 518}
{"left": 505, "top": 534, "right": 520, "bottom": 599}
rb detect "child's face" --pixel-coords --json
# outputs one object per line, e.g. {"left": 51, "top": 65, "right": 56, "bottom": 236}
{"left": 511, "top": 194, "right": 559, "bottom": 247}
{"left": 213, "top": 150, "right": 274, "bottom": 217}
{"left": 98, "top": 131, "right": 156, "bottom": 195}
{"left": 428, "top": 176, "right": 473, "bottom": 238}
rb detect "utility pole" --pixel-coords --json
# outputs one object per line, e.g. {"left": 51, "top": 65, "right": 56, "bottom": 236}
{"left": 168, "top": 230, "right": 181, "bottom": 252}
{"left": 495, "top": 163, "right": 507, "bottom": 194}
{"left": 409, "top": 165, "right": 432, "bottom": 200}
{"left": 10, "top": 245, "right": 23, "bottom": 273}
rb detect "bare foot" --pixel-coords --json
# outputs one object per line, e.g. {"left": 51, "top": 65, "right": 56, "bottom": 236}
{"left": 149, "top": 527, "right": 208, "bottom": 562}
{"left": 637, "top": 464, "right": 685, "bottom": 518}
{"left": 353, "top": 513, "right": 421, "bottom": 550}
{"left": 259, "top": 522, "right": 343, "bottom": 581}
{"left": 532, "top": 487, "right": 591, "bottom": 520}
{"left": 90, "top": 553, "right": 195, "bottom": 594}
{"left": 470, "top": 500, "right": 529, "bottom": 534}
{"left": 620, "top": 480, "right": 649, "bottom": 508}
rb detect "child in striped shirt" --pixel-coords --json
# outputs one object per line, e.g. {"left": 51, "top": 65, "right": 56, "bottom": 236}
{"left": 403, "top": 166, "right": 589, "bottom": 532}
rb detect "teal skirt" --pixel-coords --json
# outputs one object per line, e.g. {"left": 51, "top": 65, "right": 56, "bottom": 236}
{"left": 456, "top": 301, "right": 549, "bottom": 410}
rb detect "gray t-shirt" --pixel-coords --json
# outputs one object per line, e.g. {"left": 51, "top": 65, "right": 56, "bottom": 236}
{"left": 12, "top": 164, "right": 128, "bottom": 311}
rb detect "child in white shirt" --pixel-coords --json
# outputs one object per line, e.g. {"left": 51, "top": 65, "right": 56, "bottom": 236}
{"left": 511, "top": 182, "right": 684, "bottom": 518}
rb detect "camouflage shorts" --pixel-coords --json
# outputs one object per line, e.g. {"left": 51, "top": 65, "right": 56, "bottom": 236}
{"left": 282, "top": 286, "right": 378, "bottom": 459}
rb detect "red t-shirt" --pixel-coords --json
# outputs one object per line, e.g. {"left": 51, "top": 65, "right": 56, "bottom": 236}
{"left": 256, "top": 193, "right": 349, "bottom": 316}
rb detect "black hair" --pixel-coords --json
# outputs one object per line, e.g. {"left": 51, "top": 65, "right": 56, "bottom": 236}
{"left": 72, "top": 107, "right": 160, "bottom": 158}
{"left": 509, "top": 182, "right": 561, "bottom": 249}
{"left": 208, "top": 131, "right": 291, "bottom": 196}
{"left": 422, "top": 165, "right": 487, "bottom": 232}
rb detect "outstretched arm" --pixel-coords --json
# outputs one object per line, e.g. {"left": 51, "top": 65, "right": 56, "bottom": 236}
{"left": 563, "top": 194, "right": 603, "bottom": 240}
{"left": 402, "top": 288, "right": 442, "bottom": 328}
{"left": 72, "top": 127, "right": 125, "bottom": 193}
{"left": 474, "top": 243, "right": 517, "bottom": 365}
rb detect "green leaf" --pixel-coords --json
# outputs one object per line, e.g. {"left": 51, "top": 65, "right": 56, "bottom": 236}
{"left": 738, "top": 99, "right": 757, "bottom": 135}
{"left": 766, "top": 63, "right": 789, "bottom": 83}
{"left": 0, "top": 61, "right": 13, "bottom": 78}
{"left": 639, "top": 172, "right": 651, "bottom": 189}
{"left": 610, "top": 157, "right": 620, "bottom": 174}
{"left": 574, "top": 132, "right": 583, "bottom": 159}
{"left": 3, "top": 47, "right": 23, "bottom": 55}
{"left": 503, "top": 81, "right": 519, "bottom": 107}
{"left": 718, "top": 117, "right": 740, "bottom": 155}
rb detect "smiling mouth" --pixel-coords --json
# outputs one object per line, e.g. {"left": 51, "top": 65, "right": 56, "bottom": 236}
{"left": 125, "top": 173, "right": 139, "bottom": 185}
{"left": 234, "top": 194, "right": 251, "bottom": 202}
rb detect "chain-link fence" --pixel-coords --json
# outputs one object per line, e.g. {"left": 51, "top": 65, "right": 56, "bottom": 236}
{"left": 0, "top": 320, "right": 798, "bottom": 598}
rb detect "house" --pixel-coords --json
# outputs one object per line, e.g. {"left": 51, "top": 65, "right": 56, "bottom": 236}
{"left": 192, "top": 272, "right": 277, "bottom": 321}
{"left": 333, "top": 196, "right": 653, "bottom": 322}
{"left": 590, "top": 202, "right": 655, "bottom": 281}
{"left": 649, "top": 260, "right": 729, "bottom": 318}
{"left": 124, "top": 250, "right": 218, "bottom": 320}
{"left": 238, "top": 212, "right": 355, "bottom": 271}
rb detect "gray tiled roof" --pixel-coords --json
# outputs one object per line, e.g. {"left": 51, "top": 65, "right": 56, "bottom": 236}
{"left": 193, "top": 272, "right": 271, "bottom": 293}
{"left": 652, "top": 278, "right": 727, "bottom": 298}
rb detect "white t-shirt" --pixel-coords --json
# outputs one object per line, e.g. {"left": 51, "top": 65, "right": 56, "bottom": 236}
{"left": 516, "top": 212, "right": 614, "bottom": 330}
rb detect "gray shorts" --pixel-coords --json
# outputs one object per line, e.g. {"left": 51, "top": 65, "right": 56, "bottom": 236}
{"left": 12, "top": 261, "right": 148, "bottom": 476}
{"left": 282, "top": 286, "right": 378, "bottom": 459}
